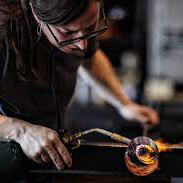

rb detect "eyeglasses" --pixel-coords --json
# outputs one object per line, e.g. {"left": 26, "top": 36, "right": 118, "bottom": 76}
{"left": 46, "top": 3, "right": 108, "bottom": 47}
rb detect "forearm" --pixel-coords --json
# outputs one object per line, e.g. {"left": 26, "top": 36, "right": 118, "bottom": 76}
{"left": 82, "top": 49, "right": 133, "bottom": 106}
{"left": 0, "top": 114, "right": 31, "bottom": 142}
{"left": 81, "top": 49, "right": 159, "bottom": 124}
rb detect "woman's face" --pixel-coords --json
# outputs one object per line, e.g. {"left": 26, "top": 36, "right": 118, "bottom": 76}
{"left": 32, "top": 1, "right": 100, "bottom": 55}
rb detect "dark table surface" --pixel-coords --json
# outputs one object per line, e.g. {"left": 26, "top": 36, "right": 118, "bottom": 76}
{"left": 28, "top": 101, "right": 183, "bottom": 182}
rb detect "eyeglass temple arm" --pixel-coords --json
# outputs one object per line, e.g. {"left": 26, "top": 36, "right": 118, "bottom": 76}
{"left": 101, "top": 2, "right": 107, "bottom": 27}
{"left": 46, "top": 24, "right": 60, "bottom": 43}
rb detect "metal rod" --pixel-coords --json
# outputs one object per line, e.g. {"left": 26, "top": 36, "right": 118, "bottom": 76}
{"left": 62, "top": 128, "right": 132, "bottom": 145}
{"left": 70, "top": 141, "right": 183, "bottom": 150}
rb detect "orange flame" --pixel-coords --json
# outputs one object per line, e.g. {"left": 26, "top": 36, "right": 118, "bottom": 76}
{"left": 155, "top": 139, "right": 182, "bottom": 152}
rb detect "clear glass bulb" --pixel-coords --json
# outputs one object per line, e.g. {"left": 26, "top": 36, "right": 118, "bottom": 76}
{"left": 125, "top": 136, "right": 159, "bottom": 176}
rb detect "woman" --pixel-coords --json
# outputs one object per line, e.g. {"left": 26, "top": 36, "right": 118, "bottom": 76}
{"left": 0, "top": 0, "right": 158, "bottom": 182}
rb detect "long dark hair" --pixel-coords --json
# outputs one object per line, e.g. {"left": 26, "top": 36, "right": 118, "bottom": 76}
{"left": 30, "top": 0, "right": 88, "bottom": 26}
{"left": 0, "top": 0, "right": 34, "bottom": 82}
{"left": 0, "top": 0, "right": 90, "bottom": 82}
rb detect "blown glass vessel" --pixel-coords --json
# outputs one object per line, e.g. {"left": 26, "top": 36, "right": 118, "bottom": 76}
{"left": 125, "top": 136, "right": 159, "bottom": 176}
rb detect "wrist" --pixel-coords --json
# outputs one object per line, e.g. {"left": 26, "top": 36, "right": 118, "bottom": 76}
{"left": 9, "top": 118, "right": 32, "bottom": 142}
{"left": 119, "top": 97, "right": 134, "bottom": 107}
{"left": 0, "top": 116, "right": 32, "bottom": 142}
{"left": 117, "top": 90, "right": 134, "bottom": 107}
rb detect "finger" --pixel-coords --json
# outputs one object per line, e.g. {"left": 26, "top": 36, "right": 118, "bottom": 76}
{"left": 41, "top": 151, "right": 52, "bottom": 163}
{"left": 150, "top": 110, "right": 160, "bottom": 124}
{"left": 148, "top": 112, "right": 158, "bottom": 124}
{"left": 45, "top": 144, "right": 64, "bottom": 170}
{"left": 54, "top": 137, "right": 72, "bottom": 168}
{"left": 141, "top": 108, "right": 159, "bottom": 125}
{"left": 136, "top": 114, "right": 149, "bottom": 123}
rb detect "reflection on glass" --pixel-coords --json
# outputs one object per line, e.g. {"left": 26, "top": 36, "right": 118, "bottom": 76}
{"left": 125, "top": 136, "right": 159, "bottom": 176}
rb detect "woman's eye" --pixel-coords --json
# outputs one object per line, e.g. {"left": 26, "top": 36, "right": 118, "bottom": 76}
{"left": 63, "top": 31, "right": 76, "bottom": 36}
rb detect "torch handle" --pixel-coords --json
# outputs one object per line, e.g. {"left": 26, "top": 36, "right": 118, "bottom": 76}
{"left": 111, "top": 133, "right": 131, "bottom": 145}
{"left": 62, "top": 128, "right": 132, "bottom": 145}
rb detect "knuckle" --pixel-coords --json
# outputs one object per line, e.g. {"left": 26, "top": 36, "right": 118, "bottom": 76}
{"left": 53, "top": 155, "right": 59, "bottom": 162}
{"left": 53, "top": 155, "right": 60, "bottom": 163}
{"left": 61, "top": 148, "right": 68, "bottom": 155}
{"left": 49, "top": 132, "right": 58, "bottom": 141}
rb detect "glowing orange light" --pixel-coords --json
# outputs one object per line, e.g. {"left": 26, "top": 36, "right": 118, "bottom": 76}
{"left": 155, "top": 139, "right": 182, "bottom": 152}
{"left": 136, "top": 145, "right": 156, "bottom": 165}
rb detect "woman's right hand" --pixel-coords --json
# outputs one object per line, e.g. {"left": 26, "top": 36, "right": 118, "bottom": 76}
{"left": 15, "top": 124, "right": 72, "bottom": 170}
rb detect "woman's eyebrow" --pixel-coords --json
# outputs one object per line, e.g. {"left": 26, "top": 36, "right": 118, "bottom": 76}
{"left": 62, "top": 20, "right": 98, "bottom": 33}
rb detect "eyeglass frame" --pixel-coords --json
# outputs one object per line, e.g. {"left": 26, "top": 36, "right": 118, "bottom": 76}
{"left": 45, "top": 3, "right": 108, "bottom": 47}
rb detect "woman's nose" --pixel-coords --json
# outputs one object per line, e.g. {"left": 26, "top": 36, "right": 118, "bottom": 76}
{"left": 74, "top": 31, "right": 88, "bottom": 50}
{"left": 75, "top": 39, "right": 88, "bottom": 50}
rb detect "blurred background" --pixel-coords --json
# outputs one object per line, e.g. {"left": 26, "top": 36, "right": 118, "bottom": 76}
{"left": 63, "top": 0, "right": 183, "bottom": 145}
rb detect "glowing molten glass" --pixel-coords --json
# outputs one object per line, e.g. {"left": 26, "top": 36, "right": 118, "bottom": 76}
{"left": 125, "top": 136, "right": 159, "bottom": 176}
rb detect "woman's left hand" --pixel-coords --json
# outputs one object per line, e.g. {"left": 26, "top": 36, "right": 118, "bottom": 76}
{"left": 118, "top": 102, "right": 159, "bottom": 125}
